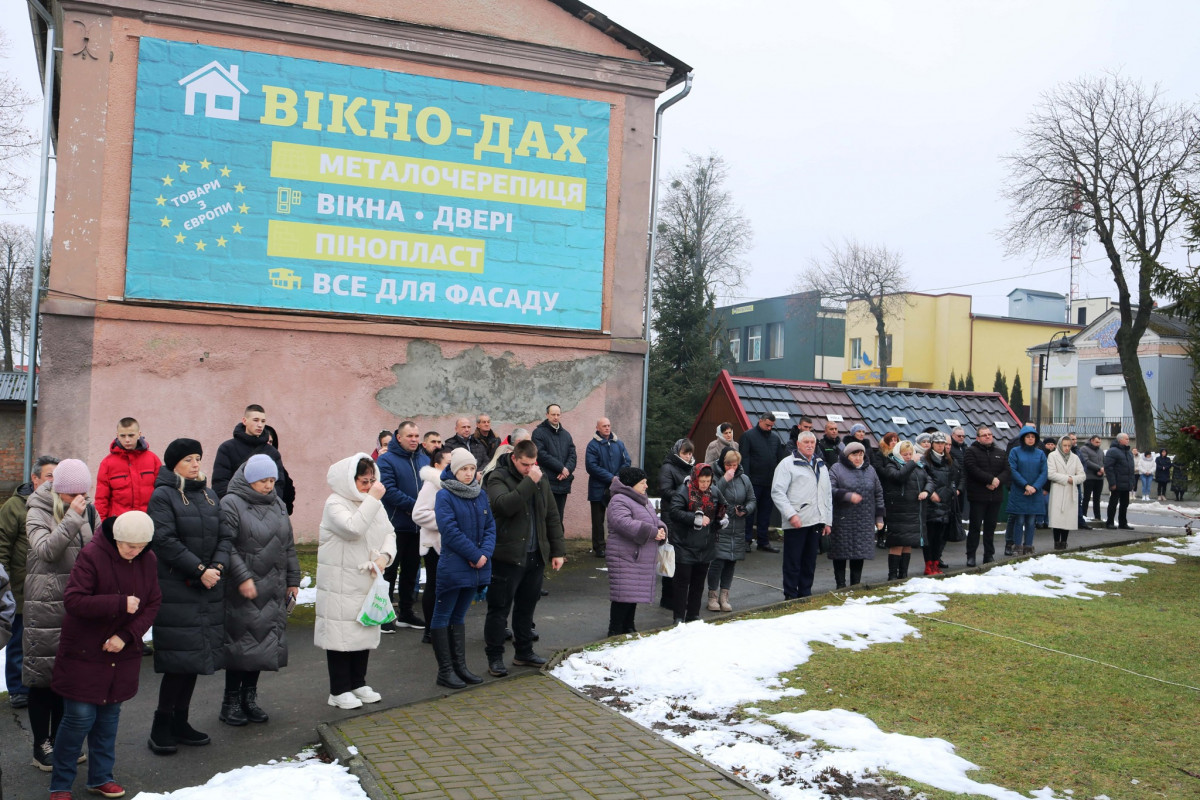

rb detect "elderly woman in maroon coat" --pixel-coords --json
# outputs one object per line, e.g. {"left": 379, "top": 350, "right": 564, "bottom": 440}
{"left": 49, "top": 511, "right": 161, "bottom": 800}
{"left": 604, "top": 467, "right": 667, "bottom": 637}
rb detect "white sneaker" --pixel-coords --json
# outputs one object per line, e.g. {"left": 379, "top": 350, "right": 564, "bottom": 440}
{"left": 327, "top": 692, "right": 363, "bottom": 709}
{"left": 352, "top": 685, "right": 382, "bottom": 703}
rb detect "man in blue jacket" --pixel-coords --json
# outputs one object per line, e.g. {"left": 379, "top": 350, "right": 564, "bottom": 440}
{"left": 377, "top": 420, "right": 430, "bottom": 630}
{"left": 531, "top": 404, "right": 577, "bottom": 528}
{"left": 584, "top": 417, "right": 631, "bottom": 558}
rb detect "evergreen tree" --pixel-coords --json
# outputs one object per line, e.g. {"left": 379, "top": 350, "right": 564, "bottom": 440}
{"left": 965, "top": 371, "right": 975, "bottom": 391}
{"left": 992, "top": 368, "right": 1009, "bottom": 402}
{"left": 1010, "top": 373, "right": 1025, "bottom": 415}
{"left": 957, "top": 376, "right": 966, "bottom": 391}
{"left": 948, "top": 368, "right": 957, "bottom": 391}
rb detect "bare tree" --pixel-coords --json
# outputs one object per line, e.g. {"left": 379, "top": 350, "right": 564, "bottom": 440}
{"left": 654, "top": 152, "right": 752, "bottom": 296}
{"left": 0, "top": 31, "right": 36, "bottom": 206}
{"left": 0, "top": 223, "right": 40, "bottom": 370}
{"left": 800, "top": 240, "right": 911, "bottom": 386}
{"left": 1002, "top": 74, "right": 1200, "bottom": 449}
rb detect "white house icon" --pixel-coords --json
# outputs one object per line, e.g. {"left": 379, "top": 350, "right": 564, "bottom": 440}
{"left": 178, "top": 61, "right": 249, "bottom": 121}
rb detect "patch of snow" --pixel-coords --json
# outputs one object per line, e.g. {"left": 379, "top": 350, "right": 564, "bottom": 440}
{"left": 130, "top": 756, "right": 366, "bottom": 800}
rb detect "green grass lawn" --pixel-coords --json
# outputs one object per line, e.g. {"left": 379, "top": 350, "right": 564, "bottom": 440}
{"left": 753, "top": 543, "right": 1200, "bottom": 798}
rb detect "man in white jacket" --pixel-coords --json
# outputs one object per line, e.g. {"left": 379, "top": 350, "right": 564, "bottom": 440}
{"left": 771, "top": 431, "right": 833, "bottom": 599}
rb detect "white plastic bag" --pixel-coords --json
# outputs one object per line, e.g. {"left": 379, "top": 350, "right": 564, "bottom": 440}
{"left": 357, "top": 566, "right": 397, "bottom": 627}
{"left": 655, "top": 542, "right": 676, "bottom": 578}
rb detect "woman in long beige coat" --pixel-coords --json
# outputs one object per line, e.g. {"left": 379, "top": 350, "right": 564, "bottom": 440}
{"left": 315, "top": 454, "right": 396, "bottom": 710}
{"left": 1046, "top": 436, "right": 1086, "bottom": 551}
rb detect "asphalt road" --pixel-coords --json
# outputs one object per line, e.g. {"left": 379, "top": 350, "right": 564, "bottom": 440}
{"left": 1, "top": 506, "right": 1192, "bottom": 799}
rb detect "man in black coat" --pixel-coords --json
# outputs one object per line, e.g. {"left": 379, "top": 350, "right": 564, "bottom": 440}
{"left": 531, "top": 403, "right": 576, "bottom": 526}
{"left": 482, "top": 439, "right": 565, "bottom": 677}
{"left": 816, "top": 421, "right": 843, "bottom": 469}
{"left": 962, "top": 425, "right": 1010, "bottom": 567}
{"left": 739, "top": 412, "right": 785, "bottom": 553}
{"left": 1104, "top": 432, "right": 1136, "bottom": 530}
{"left": 212, "top": 405, "right": 295, "bottom": 514}
{"left": 950, "top": 426, "right": 970, "bottom": 523}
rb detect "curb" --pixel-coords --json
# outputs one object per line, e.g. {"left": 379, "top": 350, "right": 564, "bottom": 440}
{"left": 316, "top": 721, "right": 392, "bottom": 800}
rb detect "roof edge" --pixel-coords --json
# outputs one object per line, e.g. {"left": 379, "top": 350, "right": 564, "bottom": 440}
{"left": 546, "top": 0, "right": 692, "bottom": 86}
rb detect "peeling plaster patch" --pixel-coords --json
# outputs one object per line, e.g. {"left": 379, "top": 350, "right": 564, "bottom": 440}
{"left": 376, "top": 340, "right": 623, "bottom": 421}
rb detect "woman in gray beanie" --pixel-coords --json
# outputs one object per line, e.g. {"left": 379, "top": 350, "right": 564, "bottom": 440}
{"left": 217, "top": 453, "right": 299, "bottom": 726}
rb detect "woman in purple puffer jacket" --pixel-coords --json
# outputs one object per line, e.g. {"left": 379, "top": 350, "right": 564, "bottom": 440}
{"left": 604, "top": 467, "right": 667, "bottom": 637}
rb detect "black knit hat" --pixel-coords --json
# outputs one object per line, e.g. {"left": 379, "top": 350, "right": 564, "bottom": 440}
{"left": 163, "top": 438, "right": 203, "bottom": 470}
{"left": 618, "top": 466, "right": 648, "bottom": 487}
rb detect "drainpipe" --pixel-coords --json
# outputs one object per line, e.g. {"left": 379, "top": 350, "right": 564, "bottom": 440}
{"left": 638, "top": 72, "right": 693, "bottom": 467}
{"left": 23, "top": 0, "right": 57, "bottom": 479}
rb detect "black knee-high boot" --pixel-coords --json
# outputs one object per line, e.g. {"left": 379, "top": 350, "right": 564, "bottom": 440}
{"left": 887, "top": 554, "right": 900, "bottom": 580}
{"left": 898, "top": 552, "right": 911, "bottom": 579}
{"left": 832, "top": 559, "right": 847, "bottom": 588}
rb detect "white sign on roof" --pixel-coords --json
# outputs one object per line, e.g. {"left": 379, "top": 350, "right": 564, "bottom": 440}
{"left": 826, "top": 414, "right": 844, "bottom": 422}
{"left": 891, "top": 416, "right": 908, "bottom": 425}
{"left": 994, "top": 420, "right": 1011, "bottom": 429}
{"left": 944, "top": 418, "right": 960, "bottom": 427}
{"left": 773, "top": 411, "right": 791, "bottom": 420}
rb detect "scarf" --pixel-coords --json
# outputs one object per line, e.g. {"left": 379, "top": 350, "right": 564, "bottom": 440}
{"left": 443, "top": 477, "right": 481, "bottom": 499}
{"left": 685, "top": 464, "right": 725, "bottom": 523}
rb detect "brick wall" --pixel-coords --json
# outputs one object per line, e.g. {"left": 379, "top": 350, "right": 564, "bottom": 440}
{"left": 0, "top": 404, "right": 33, "bottom": 499}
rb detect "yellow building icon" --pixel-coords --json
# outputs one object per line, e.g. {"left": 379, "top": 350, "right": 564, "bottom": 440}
{"left": 268, "top": 268, "right": 301, "bottom": 290}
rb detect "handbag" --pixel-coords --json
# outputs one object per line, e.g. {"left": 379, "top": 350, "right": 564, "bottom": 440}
{"left": 357, "top": 566, "right": 397, "bottom": 627}
{"left": 945, "top": 497, "right": 966, "bottom": 543}
{"left": 655, "top": 542, "right": 676, "bottom": 578}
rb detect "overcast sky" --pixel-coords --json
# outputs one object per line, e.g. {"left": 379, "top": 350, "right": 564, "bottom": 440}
{"left": 5, "top": 2, "right": 1200, "bottom": 317}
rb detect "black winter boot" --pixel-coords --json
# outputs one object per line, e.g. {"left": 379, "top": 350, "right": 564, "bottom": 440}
{"left": 219, "top": 690, "right": 248, "bottom": 726}
{"left": 241, "top": 687, "right": 269, "bottom": 723}
{"left": 450, "top": 624, "right": 483, "bottom": 685}
{"left": 899, "top": 552, "right": 911, "bottom": 579}
{"left": 849, "top": 559, "right": 863, "bottom": 586}
{"left": 148, "top": 710, "right": 177, "bottom": 755}
{"left": 887, "top": 554, "right": 899, "bottom": 580}
{"left": 432, "top": 628, "right": 466, "bottom": 689}
{"left": 171, "top": 709, "right": 211, "bottom": 745}
{"left": 832, "top": 559, "right": 846, "bottom": 589}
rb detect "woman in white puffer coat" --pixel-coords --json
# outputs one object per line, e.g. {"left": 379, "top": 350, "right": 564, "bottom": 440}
{"left": 315, "top": 454, "right": 396, "bottom": 710}
{"left": 410, "top": 447, "right": 450, "bottom": 644}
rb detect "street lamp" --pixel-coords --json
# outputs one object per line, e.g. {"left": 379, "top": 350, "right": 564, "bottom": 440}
{"left": 1035, "top": 331, "right": 1076, "bottom": 432}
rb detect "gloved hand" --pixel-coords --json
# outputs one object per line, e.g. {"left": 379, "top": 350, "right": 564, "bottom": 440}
{"left": 719, "top": 517, "right": 730, "bottom": 529}
{"left": 694, "top": 513, "right": 705, "bottom": 529}
{"left": 473, "top": 585, "right": 489, "bottom": 604}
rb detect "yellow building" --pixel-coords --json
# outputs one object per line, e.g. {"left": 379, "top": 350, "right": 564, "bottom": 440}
{"left": 841, "top": 293, "right": 1083, "bottom": 393}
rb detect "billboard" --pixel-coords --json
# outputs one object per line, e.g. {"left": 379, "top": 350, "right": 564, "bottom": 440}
{"left": 125, "top": 38, "right": 612, "bottom": 330}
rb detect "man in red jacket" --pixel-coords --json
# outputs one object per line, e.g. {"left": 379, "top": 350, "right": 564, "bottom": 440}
{"left": 95, "top": 417, "right": 162, "bottom": 520}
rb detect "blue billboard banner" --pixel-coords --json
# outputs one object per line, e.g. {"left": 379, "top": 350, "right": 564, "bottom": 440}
{"left": 125, "top": 38, "right": 611, "bottom": 330}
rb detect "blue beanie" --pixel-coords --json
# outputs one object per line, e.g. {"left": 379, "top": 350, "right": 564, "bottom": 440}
{"left": 244, "top": 454, "right": 278, "bottom": 483}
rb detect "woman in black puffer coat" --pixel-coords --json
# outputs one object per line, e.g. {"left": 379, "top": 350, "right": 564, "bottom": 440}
{"left": 879, "top": 440, "right": 932, "bottom": 580}
{"left": 656, "top": 439, "right": 695, "bottom": 609}
{"left": 920, "top": 433, "right": 959, "bottom": 575}
{"left": 146, "top": 439, "right": 233, "bottom": 756}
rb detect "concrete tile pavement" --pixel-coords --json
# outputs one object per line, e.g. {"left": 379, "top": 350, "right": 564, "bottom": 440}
{"left": 321, "top": 674, "right": 766, "bottom": 800}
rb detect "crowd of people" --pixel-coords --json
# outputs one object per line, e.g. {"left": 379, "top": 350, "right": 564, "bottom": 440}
{"left": 0, "top": 401, "right": 1191, "bottom": 798}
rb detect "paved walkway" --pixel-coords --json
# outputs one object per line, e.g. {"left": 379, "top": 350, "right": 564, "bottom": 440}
{"left": 323, "top": 674, "right": 764, "bottom": 800}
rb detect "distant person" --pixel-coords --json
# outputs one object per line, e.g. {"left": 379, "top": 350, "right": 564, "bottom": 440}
{"left": 921, "top": 432, "right": 958, "bottom": 575}
{"left": 1047, "top": 436, "right": 1086, "bottom": 550}
{"left": 962, "top": 426, "right": 1009, "bottom": 567}
{"left": 531, "top": 403, "right": 577, "bottom": 526}
{"left": 212, "top": 405, "right": 294, "bottom": 515}
{"left": 704, "top": 423, "right": 738, "bottom": 465}
{"left": 879, "top": 441, "right": 931, "bottom": 579}
{"left": 315, "top": 454, "right": 395, "bottom": 709}
{"left": 48, "top": 511, "right": 160, "bottom": 800}
{"left": 827, "top": 441, "right": 883, "bottom": 588}
{"left": 0, "top": 455, "right": 57, "bottom": 711}
{"left": 377, "top": 421, "right": 430, "bottom": 631}
{"left": 1078, "top": 435, "right": 1106, "bottom": 521}
{"left": 604, "top": 467, "right": 667, "bottom": 636}
{"left": 1154, "top": 449, "right": 1172, "bottom": 502}
{"left": 584, "top": 417, "right": 631, "bottom": 558}
{"left": 471, "top": 414, "right": 501, "bottom": 470}
{"left": 771, "top": 431, "right": 833, "bottom": 599}
{"left": 1171, "top": 460, "right": 1189, "bottom": 501}
{"left": 1104, "top": 433, "right": 1136, "bottom": 530}
{"left": 217, "top": 455, "right": 299, "bottom": 727}
{"left": 1135, "top": 449, "right": 1156, "bottom": 501}
{"left": 739, "top": 412, "right": 785, "bottom": 553}
{"left": 656, "top": 439, "right": 695, "bottom": 609}
{"left": 1006, "top": 425, "right": 1048, "bottom": 556}
{"left": 371, "top": 431, "right": 392, "bottom": 461}
{"left": 94, "top": 417, "right": 161, "bottom": 520}
{"left": 817, "top": 421, "right": 843, "bottom": 467}
{"left": 709, "top": 449, "right": 755, "bottom": 612}
{"left": 443, "top": 417, "right": 475, "bottom": 455}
